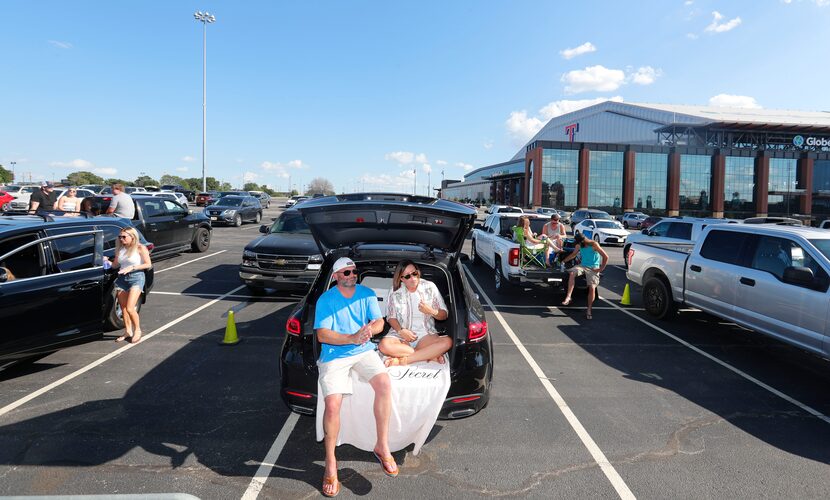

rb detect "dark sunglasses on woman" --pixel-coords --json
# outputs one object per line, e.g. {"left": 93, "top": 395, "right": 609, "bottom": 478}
{"left": 402, "top": 271, "right": 420, "bottom": 280}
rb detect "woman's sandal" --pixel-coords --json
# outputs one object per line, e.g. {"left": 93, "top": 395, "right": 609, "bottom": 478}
{"left": 373, "top": 450, "right": 399, "bottom": 477}
{"left": 321, "top": 475, "right": 341, "bottom": 497}
{"left": 384, "top": 356, "right": 408, "bottom": 367}
{"left": 586, "top": 312, "right": 593, "bottom": 320}
{"left": 561, "top": 298, "right": 572, "bottom": 306}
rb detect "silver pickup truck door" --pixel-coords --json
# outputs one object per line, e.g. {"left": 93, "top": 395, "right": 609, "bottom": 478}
{"left": 684, "top": 252, "right": 738, "bottom": 320}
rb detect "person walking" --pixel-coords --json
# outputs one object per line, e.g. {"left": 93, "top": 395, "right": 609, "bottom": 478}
{"left": 560, "top": 232, "right": 609, "bottom": 320}
{"left": 28, "top": 181, "right": 58, "bottom": 213}
{"left": 110, "top": 227, "right": 152, "bottom": 343}
{"left": 106, "top": 183, "right": 135, "bottom": 219}
{"left": 314, "top": 257, "right": 396, "bottom": 497}
{"left": 56, "top": 187, "right": 82, "bottom": 214}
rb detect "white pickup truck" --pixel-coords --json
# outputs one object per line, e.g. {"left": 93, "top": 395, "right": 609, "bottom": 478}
{"left": 470, "top": 212, "right": 581, "bottom": 294}
{"left": 627, "top": 224, "right": 830, "bottom": 359}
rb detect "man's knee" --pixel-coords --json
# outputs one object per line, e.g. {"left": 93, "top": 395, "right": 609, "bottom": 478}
{"left": 370, "top": 373, "right": 391, "bottom": 395}
{"left": 324, "top": 395, "right": 343, "bottom": 414}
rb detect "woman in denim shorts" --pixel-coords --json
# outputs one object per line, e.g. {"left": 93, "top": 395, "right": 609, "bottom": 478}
{"left": 110, "top": 227, "right": 152, "bottom": 343}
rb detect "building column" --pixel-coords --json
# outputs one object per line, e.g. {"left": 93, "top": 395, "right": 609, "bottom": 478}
{"left": 710, "top": 151, "right": 726, "bottom": 218}
{"left": 667, "top": 150, "right": 681, "bottom": 217}
{"left": 623, "top": 148, "right": 635, "bottom": 212}
{"left": 797, "top": 154, "right": 814, "bottom": 217}
{"left": 577, "top": 146, "right": 590, "bottom": 209}
{"left": 525, "top": 147, "right": 543, "bottom": 208}
{"left": 754, "top": 152, "right": 770, "bottom": 217}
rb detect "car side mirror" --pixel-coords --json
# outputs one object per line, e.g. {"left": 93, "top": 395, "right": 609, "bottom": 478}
{"left": 642, "top": 229, "right": 650, "bottom": 235}
{"left": 259, "top": 225, "right": 269, "bottom": 233}
{"left": 783, "top": 266, "right": 815, "bottom": 288}
{"left": 474, "top": 223, "right": 482, "bottom": 230}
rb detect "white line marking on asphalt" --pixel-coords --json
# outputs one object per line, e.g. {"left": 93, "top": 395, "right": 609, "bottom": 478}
{"left": 602, "top": 298, "right": 830, "bottom": 425}
{"left": 242, "top": 412, "right": 300, "bottom": 500}
{"left": 484, "top": 304, "right": 643, "bottom": 311}
{"left": 0, "top": 284, "right": 246, "bottom": 418}
{"left": 154, "top": 250, "right": 227, "bottom": 274}
{"left": 149, "top": 291, "right": 291, "bottom": 301}
{"left": 463, "top": 267, "right": 636, "bottom": 500}
{"left": 612, "top": 265, "right": 628, "bottom": 272}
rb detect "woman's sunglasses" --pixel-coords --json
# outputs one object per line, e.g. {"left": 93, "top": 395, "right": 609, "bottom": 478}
{"left": 339, "top": 269, "right": 356, "bottom": 276}
{"left": 118, "top": 235, "right": 130, "bottom": 240}
{"left": 402, "top": 271, "right": 420, "bottom": 280}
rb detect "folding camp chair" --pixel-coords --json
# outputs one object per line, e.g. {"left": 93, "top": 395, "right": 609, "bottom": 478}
{"left": 512, "top": 226, "right": 547, "bottom": 269}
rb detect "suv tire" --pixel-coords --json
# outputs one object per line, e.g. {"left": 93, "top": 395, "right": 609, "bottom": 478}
{"left": 470, "top": 240, "right": 482, "bottom": 265}
{"left": 105, "top": 290, "right": 143, "bottom": 331}
{"left": 494, "top": 259, "right": 512, "bottom": 294}
{"left": 191, "top": 227, "right": 211, "bottom": 253}
{"left": 255, "top": 212, "right": 262, "bottom": 224}
{"left": 643, "top": 277, "right": 676, "bottom": 320}
{"left": 234, "top": 214, "right": 243, "bottom": 227}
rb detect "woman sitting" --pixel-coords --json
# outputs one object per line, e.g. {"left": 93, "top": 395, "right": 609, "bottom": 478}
{"left": 380, "top": 260, "right": 452, "bottom": 367}
{"left": 541, "top": 212, "right": 566, "bottom": 266}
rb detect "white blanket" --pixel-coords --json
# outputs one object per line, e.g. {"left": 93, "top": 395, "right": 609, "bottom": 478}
{"left": 316, "top": 357, "right": 451, "bottom": 455}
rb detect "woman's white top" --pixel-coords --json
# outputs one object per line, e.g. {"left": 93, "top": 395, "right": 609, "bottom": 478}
{"left": 118, "top": 247, "right": 142, "bottom": 268}
{"left": 60, "top": 198, "right": 78, "bottom": 211}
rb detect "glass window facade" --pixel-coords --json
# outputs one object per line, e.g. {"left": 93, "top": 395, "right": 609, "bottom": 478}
{"left": 679, "top": 154, "right": 711, "bottom": 216}
{"left": 812, "top": 160, "right": 830, "bottom": 222}
{"left": 541, "top": 149, "right": 578, "bottom": 209}
{"left": 768, "top": 158, "right": 797, "bottom": 217}
{"left": 724, "top": 156, "right": 755, "bottom": 218}
{"left": 588, "top": 151, "right": 624, "bottom": 213}
{"left": 633, "top": 152, "right": 667, "bottom": 215}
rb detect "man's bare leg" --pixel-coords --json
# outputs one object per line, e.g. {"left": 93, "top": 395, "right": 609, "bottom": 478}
{"left": 322, "top": 394, "right": 343, "bottom": 496}
{"left": 369, "top": 373, "right": 397, "bottom": 474}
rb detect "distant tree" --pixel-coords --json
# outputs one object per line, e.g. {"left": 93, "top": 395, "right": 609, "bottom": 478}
{"left": 105, "top": 178, "right": 130, "bottom": 186}
{"left": 219, "top": 181, "right": 232, "bottom": 191}
{"left": 290, "top": 189, "right": 299, "bottom": 196}
{"left": 306, "top": 177, "right": 334, "bottom": 195}
{"left": 243, "top": 182, "right": 260, "bottom": 192}
{"left": 180, "top": 178, "right": 203, "bottom": 191}
{"left": 159, "top": 174, "right": 184, "bottom": 187}
{"left": 67, "top": 171, "right": 104, "bottom": 186}
{"left": 0, "top": 165, "right": 13, "bottom": 184}
{"left": 134, "top": 175, "right": 158, "bottom": 187}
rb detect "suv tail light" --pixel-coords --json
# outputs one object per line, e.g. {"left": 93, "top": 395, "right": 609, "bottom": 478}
{"left": 468, "top": 321, "right": 487, "bottom": 343}
{"left": 286, "top": 316, "right": 302, "bottom": 336}
{"left": 145, "top": 243, "right": 155, "bottom": 253}
{"left": 508, "top": 248, "right": 519, "bottom": 267}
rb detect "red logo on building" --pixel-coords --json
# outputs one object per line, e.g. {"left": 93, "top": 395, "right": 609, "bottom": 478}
{"left": 565, "top": 123, "right": 579, "bottom": 142}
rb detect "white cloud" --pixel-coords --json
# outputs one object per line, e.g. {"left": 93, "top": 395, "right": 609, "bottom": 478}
{"left": 561, "top": 65, "right": 626, "bottom": 94}
{"left": 176, "top": 167, "right": 188, "bottom": 172}
{"left": 260, "top": 159, "right": 309, "bottom": 179}
{"left": 50, "top": 158, "right": 94, "bottom": 169}
{"left": 384, "top": 151, "right": 429, "bottom": 165}
{"left": 181, "top": 155, "right": 195, "bottom": 162}
{"left": 506, "top": 111, "right": 544, "bottom": 143}
{"left": 685, "top": 0, "right": 694, "bottom": 5}
{"left": 708, "top": 94, "right": 762, "bottom": 109}
{"left": 415, "top": 153, "right": 428, "bottom": 164}
{"left": 782, "top": 0, "right": 830, "bottom": 5}
{"left": 436, "top": 160, "right": 448, "bottom": 166}
{"left": 629, "top": 66, "right": 662, "bottom": 85}
{"left": 422, "top": 164, "right": 432, "bottom": 174}
{"left": 538, "top": 96, "right": 625, "bottom": 122}
{"left": 506, "top": 97, "right": 624, "bottom": 145}
{"left": 48, "top": 40, "right": 72, "bottom": 49}
{"left": 559, "top": 42, "right": 597, "bottom": 60}
{"left": 483, "top": 140, "right": 494, "bottom": 150}
{"left": 94, "top": 167, "right": 118, "bottom": 176}
{"left": 456, "top": 162, "right": 475, "bottom": 172}
{"left": 686, "top": 32, "right": 699, "bottom": 39}
{"left": 242, "top": 171, "right": 259, "bottom": 182}
{"left": 705, "top": 11, "right": 742, "bottom": 33}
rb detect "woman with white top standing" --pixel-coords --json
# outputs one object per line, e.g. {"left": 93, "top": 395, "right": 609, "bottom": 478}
{"left": 56, "top": 187, "right": 82, "bottom": 215}
{"left": 110, "top": 227, "right": 152, "bottom": 343}
{"left": 380, "top": 260, "right": 451, "bottom": 366}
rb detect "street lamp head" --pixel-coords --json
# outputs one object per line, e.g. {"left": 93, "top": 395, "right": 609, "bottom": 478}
{"left": 208, "top": 15, "right": 216, "bottom": 22}
{"left": 194, "top": 11, "right": 202, "bottom": 19}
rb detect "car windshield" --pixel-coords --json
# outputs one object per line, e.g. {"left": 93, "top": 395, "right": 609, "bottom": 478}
{"left": 589, "top": 211, "right": 612, "bottom": 219}
{"left": 217, "top": 197, "right": 244, "bottom": 207}
{"left": 808, "top": 239, "right": 830, "bottom": 260}
{"left": 5, "top": 185, "right": 20, "bottom": 191}
{"left": 271, "top": 213, "right": 310, "bottom": 234}
{"left": 595, "top": 221, "right": 619, "bottom": 229}
{"left": 499, "top": 218, "right": 546, "bottom": 235}
{"left": 498, "top": 207, "right": 523, "bottom": 213}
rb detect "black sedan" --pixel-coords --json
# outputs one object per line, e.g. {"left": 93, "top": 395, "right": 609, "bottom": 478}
{"left": 280, "top": 193, "right": 493, "bottom": 420}
{"left": 203, "top": 196, "right": 262, "bottom": 227}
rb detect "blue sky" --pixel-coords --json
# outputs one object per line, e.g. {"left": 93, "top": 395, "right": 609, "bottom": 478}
{"left": 2, "top": 0, "right": 829, "bottom": 193}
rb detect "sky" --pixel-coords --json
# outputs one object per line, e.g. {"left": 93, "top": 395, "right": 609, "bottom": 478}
{"left": 2, "top": 0, "right": 830, "bottom": 194}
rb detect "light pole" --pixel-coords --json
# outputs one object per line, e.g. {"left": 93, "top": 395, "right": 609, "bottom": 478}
{"left": 194, "top": 10, "right": 216, "bottom": 193}
{"left": 413, "top": 168, "right": 417, "bottom": 195}
{"left": 10, "top": 161, "right": 16, "bottom": 182}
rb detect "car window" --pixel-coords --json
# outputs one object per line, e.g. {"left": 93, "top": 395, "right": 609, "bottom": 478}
{"left": 141, "top": 200, "right": 166, "bottom": 218}
{"left": 595, "top": 221, "right": 618, "bottom": 229}
{"left": 97, "top": 224, "right": 123, "bottom": 251}
{"left": 50, "top": 232, "right": 96, "bottom": 272}
{"left": 650, "top": 222, "right": 671, "bottom": 236}
{"left": 585, "top": 220, "right": 595, "bottom": 228}
{"left": 751, "top": 236, "right": 829, "bottom": 290}
{"left": 271, "top": 213, "right": 310, "bottom": 234}
{"left": 667, "top": 222, "right": 692, "bottom": 240}
{"left": 0, "top": 234, "right": 47, "bottom": 281}
{"left": 163, "top": 200, "right": 186, "bottom": 215}
{"left": 700, "top": 230, "right": 752, "bottom": 265}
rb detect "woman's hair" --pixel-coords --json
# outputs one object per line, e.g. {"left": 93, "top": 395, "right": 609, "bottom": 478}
{"left": 573, "top": 231, "right": 585, "bottom": 245}
{"left": 518, "top": 215, "right": 529, "bottom": 229}
{"left": 392, "top": 260, "right": 418, "bottom": 291}
{"left": 117, "top": 227, "right": 141, "bottom": 257}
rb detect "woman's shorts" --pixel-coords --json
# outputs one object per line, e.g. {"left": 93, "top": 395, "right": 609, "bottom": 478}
{"left": 569, "top": 266, "right": 600, "bottom": 287}
{"left": 115, "top": 271, "right": 145, "bottom": 292}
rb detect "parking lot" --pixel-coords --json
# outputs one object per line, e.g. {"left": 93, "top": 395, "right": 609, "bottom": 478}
{"left": 2, "top": 203, "right": 830, "bottom": 499}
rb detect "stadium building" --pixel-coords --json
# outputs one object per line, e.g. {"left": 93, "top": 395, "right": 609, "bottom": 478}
{"left": 442, "top": 101, "right": 830, "bottom": 222}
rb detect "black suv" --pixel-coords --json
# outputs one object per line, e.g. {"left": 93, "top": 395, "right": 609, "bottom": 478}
{"left": 203, "top": 196, "right": 262, "bottom": 227}
{"left": 240, "top": 209, "right": 322, "bottom": 292}
{"left": 280, "top": 193, "right": 493, "bottom": 420}
{"left": 0, "top": 214, "right": 155, "bottom": 362}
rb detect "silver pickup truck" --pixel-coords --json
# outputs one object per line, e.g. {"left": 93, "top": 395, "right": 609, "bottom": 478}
{"left": 627, "top": 224, "right": 830, "bottom": 358}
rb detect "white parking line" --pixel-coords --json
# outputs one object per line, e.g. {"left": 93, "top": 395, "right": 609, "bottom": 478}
{"left": 241, "top": 412, "right": 300, "bottom": 500}
{"left": 154, "top": 250, "right": 227, "bottom": 274}
{"left": 149, "top": 291, "right": 292, "bottom": 301}
{"left": 0, "top": 284, "right": 245, "bottom": 418}
{"left": 463, "top": 268, "right": 635, "bottom": 500}
{"left": 602, "top": 298, "right": 830, "bottom": 425}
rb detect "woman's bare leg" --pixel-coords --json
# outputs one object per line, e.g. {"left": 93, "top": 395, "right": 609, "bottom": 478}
{"left": 379, "top": 338, "right": 414, "bottom": 366}
{"left": 116, "top": 291, "right": 132, "bottom": 341}
{"left": 126, "top": 287, "right": 143, "bottom": 343}
{"left": 407, "top": 335, "right": 452, "bottom": 364}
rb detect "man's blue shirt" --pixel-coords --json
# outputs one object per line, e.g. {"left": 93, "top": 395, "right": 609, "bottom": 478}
{"left": 314, "top": 284, "right": 382, "bottom": 363}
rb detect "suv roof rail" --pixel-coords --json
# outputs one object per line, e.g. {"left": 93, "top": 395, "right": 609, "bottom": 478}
{"left": 1, "top": 211, "right": 55, "bottom": 222}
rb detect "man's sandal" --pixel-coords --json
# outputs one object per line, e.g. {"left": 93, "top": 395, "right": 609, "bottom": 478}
{"left": 373, "top": 451, "right": 399, "bottom": 477}
{"left": 322, "top": 475, "right": 340, "bottom": 497}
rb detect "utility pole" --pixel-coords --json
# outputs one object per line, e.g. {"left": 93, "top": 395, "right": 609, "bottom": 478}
{"left": 413, "top": 168, "right": 417, "bottom": 195}
{"left": 194, "top": 10, "right": 216, "bottom": 193}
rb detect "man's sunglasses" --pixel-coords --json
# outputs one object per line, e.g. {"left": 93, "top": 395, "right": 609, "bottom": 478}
{"left": 339, "top": 269, "right": 357, "bottom": 276}
{"left": 402, "top": 271, "right": 420, "bottom": 280}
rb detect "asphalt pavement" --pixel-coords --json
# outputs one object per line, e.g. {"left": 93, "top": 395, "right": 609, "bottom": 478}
{"left": 1, "top": 203, "right": 829, "bottom": 499}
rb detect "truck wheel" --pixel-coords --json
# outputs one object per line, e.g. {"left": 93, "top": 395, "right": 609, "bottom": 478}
{"left": 191, "top": 227, "right": 211, "bottom": 253}
{"left": 470, "top": 240, "right": 482, "bottom": 265}
{"left": 105, "top": 290, "right": 143, "bottom": 331}
{"left": 643, "top": 277, "right": 676, "bottom": 320}
{"left": 494, "top": 260, "right": 511, "bottom": 294}
{"left": 623, "top": 221, "right": 629, "bottom": 229}
{"left": 234, "top": 214, "right": 243, "bottom": 227}
{"left": 255, "top": 212, "right": 262, "bottom": 224}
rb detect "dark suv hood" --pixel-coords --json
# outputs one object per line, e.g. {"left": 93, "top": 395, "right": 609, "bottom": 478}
{"left": 245, "top": 233, "right": 318, "bottom": 255}
{"left": 296, "top": 193, "right": 477, "bottom": 256}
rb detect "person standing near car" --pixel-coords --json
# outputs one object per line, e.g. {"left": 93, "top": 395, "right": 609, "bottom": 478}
{"left": 106, "top": 183, "right": 135, "bottom": 219}
{"left": 560, "top": 232, "right": 608, "bottom": 320}
{"left": 314, "top": 257, "right": 396, "bottom": 497}
{"left": 110, "top": 227, "right": 152, "bottom": 343}
{"left": 56, "top": 187, "right": 82, "bottom": 214}
{"left": 28, "top": 181, "right": 58, "bottom": 213}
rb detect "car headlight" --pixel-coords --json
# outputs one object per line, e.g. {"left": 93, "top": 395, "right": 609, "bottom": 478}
{"left": 242, "top": 250, "right": 257, "bottom": 266}
{"left": 308, "top": 254, "right": 323, "bottom": 264}
{"left": 222, "top": 209, "right": 236, "bottom": 216}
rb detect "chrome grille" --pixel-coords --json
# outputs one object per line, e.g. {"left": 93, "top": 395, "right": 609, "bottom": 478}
{"left": 256, "top": 254, "right": 310, "bottom": 271}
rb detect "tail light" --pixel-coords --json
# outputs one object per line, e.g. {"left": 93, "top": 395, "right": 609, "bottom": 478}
{"left": 508, "top": 248, "right": 519, "bottom": 267}
{"left": 627, "top": 249, "right": 635, "bottom": 267}
{"left": 468, "top": 321, "right": 487, "bottom": 343}
{"left": 286, "top": 316, "right": 302, "bottom": 336}
{"left": 145, "top": 243, "right": 155, "bottom": 253}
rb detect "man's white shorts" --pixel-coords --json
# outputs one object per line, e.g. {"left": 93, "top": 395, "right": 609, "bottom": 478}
{"left": 317, "top": 349, "right": 387, "bottom": 398}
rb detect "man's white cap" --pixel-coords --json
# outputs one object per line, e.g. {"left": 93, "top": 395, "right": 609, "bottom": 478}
{"left": 332, "top": 257, "right": 356, "bottom": 273}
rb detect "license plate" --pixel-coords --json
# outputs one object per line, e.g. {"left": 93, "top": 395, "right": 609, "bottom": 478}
{"left": 307, "top": 264, "right": 321, "bottom": 270}
{"left": 547, "top": 277, "right": 563, "bottom": 283}
{"left": 210, "top": 216, "right": 217, "bottom": 221}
